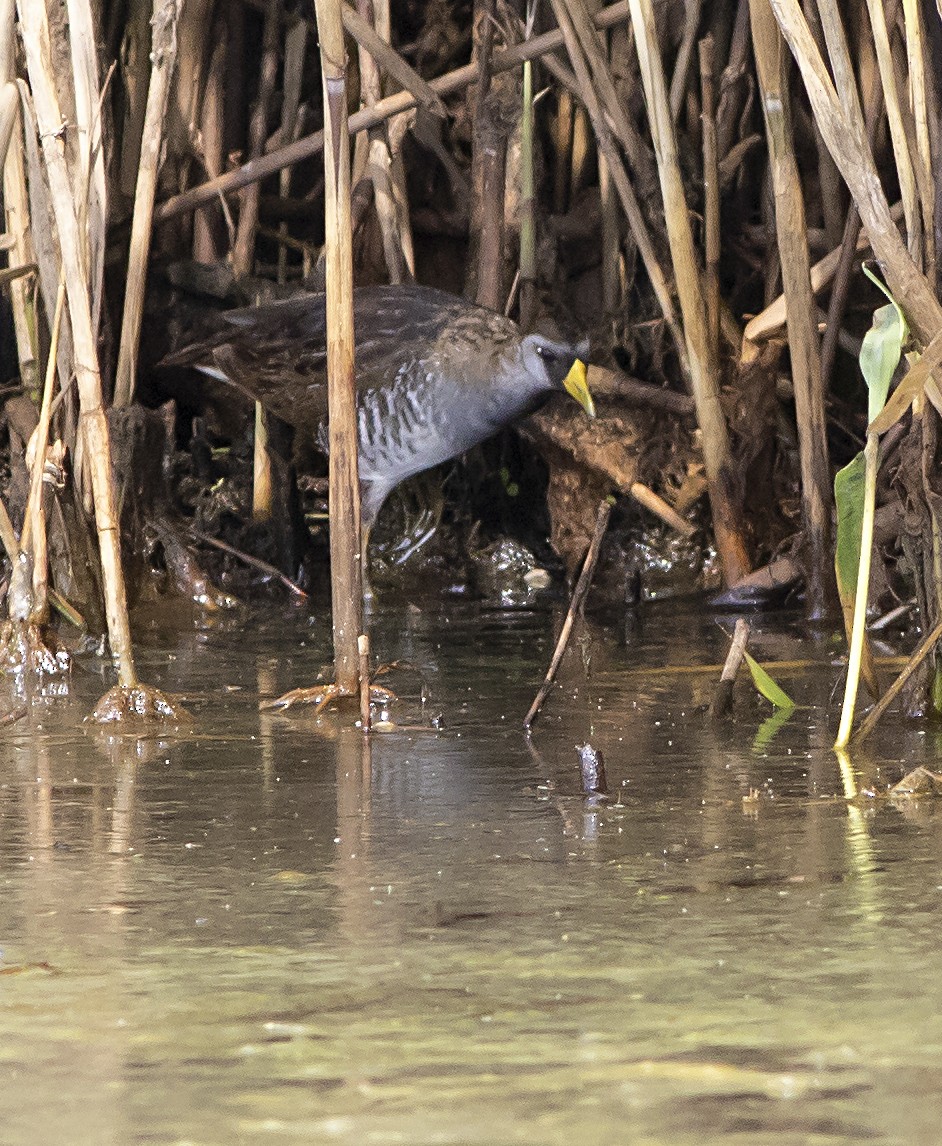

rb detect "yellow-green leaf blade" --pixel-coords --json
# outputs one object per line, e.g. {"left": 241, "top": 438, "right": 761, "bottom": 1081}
{"left": 744, "top": 652, "right": 794, "bottom": 710}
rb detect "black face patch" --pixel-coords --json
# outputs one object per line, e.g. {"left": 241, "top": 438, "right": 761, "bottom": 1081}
{"left": 535, "top": 342, "right": 578, "bottom": 390}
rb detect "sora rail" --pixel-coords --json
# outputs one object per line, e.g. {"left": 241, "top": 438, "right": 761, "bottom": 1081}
{"left": 165, "top": 283, "right": 594, "bottom": 534}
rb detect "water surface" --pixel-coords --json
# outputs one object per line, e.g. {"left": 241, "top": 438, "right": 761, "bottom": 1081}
{"left": 1, "top": 602, "right": 940, "bottom": 1144}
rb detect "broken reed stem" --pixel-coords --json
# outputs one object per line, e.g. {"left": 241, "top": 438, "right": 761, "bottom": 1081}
{"left": 710, "top": 617, "right": 750, "bottom": 717}
{"left": 155, "top": 1, "right": 633, "bottom": 224}
{"left": 628, "top": 0, "right": 750, "bottom": 586}
{"left": 341, "top": 1, "right": 444, "bottom": 116}
{"left": 189, "top": 528, "right": 308, "bottom": 597}
{"left": 314, "top": 0, "right": 364, "bottom": 697}
{"left": 853, "top": 614, "right": 942, "bottom": 745}
{"left": 251, "top": 401, "right": 273, "bottom": 521}
{"left": 628, "top": 482, "right": 694, "bottom": 536}
{"left": 113, "top": 0, "right": 180, "bottom": 409}
{"left": 744, "top": 201, "right": 904, "bottom": 347}
{"left": 18, "top": 0, "right": 138, "bottom": 687}
{"left": 523, "top": 498, "right": 612, "bottom": 730}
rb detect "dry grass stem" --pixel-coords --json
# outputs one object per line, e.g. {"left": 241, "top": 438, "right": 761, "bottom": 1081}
{"left": 114, "top": 0, "right": 181, "bottom": 409}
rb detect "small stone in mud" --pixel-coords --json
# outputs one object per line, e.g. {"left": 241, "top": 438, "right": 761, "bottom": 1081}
{"left": 576, "top": 742, "right": 608, "bottom": 796}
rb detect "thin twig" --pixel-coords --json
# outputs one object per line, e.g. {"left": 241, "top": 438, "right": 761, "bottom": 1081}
{"left": 853, "top": 615, "right": 942, "bottom": 745}
{"left": 187, "top": 528, "right": 308, "bottom": 598}
{"left": 524, "top": 498, "right": 612, "bottom": 730}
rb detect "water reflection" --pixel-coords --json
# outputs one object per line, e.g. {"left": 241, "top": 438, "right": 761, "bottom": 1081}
{"left": 1, "top": 602, "right": 941, "bottom": 1142}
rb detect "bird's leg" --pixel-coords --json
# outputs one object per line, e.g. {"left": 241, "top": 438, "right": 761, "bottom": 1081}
{"left": 258, "top": 522, "right": 392, "bottom": 713}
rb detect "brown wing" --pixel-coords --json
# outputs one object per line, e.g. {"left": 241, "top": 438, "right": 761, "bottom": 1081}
{"left": 160, "top": 284, "right": 488, "bottom": 438}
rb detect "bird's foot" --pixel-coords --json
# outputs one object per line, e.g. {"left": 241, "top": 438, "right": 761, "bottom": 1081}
{"left": 261, "top": 682, "right": 397, "bottom": 714}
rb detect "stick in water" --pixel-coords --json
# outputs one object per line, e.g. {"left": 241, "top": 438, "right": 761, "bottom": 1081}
{"left": 523, "top": 497, "right": 613, "bottom": 729}
{"left": 710, "top": 617, "right": 751, "bottom": 718}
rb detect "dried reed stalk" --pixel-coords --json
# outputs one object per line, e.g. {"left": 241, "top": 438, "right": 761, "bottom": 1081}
{"left": 744, "top": 200, "right": 905, "bottom": 346}
{"left": 277, "top": 16, "right": 307, "bottom": 283}
{"left": 769, "top": 0, "right": 942, "bottom": 343}
{"left": 117, "top": 0, "right": 151, "bottom": 197}
{"left": 22, "top": 277, "right": 65, "bottom": 619}
{"left": 357, "top": 0, "right": 408, "bottom": 283}
{"left": 341, "top": 2, "right": 444, "bottom": 116}
{"left": 16, "top": 82, "right": 75, "bottom": 403}
{"left": 192, "top": 7, "right": 227, "bottom": 261}
{"left": 699, "top": 35, "right": 720, "bottom": 358}
{"left": 471, "top": 0, "right": 507, "bottom": 310}
{"left": 900, "top": 0, "right": 934, "bottom": 272}
{"left": 550, "top": 0, "right": 688, "bottom": 373}
{"left": 114, "top": 0, "right": 181, "bottom": 409}
{"left": 65, "top": 0, "right": 107, "bottom": 336}
{"left": 750, "top": 0, "right": 831, "bottom": 617}
{"left": 314, "top": 0, "right": 363, "bottom": 695}
{"left": 17, "top": 0, "right": 138, "bottom": 687}
{"left": 233, "top": 0, "right": 280, "bottom": 278}
{"left": 1, "top": 0, "right": 37, "bottom": 394}
{"left": 629, "top": 0, "right": 750, "bottom": 585}
{"left": 519, "top": 3, "right": 537, "bottom": 328}
{"left": 863, "top": 0, "right": 920, "bottom": 261}
{"left": 670, "top": 0, "right": 702, "bottom": 122}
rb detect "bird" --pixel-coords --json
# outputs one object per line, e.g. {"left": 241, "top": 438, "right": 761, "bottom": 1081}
{"left": 163, "top": 283, "right": 594, "bottom": 533}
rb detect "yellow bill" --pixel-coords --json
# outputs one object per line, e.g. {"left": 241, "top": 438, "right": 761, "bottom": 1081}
{"left": 563, "top": 359, "right": 594, "bottom": 418}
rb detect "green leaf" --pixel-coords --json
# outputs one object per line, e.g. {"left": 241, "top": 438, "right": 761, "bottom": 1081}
{"left": 859, "top": 303, "right": 906, "bottom": 422}
{"left": 834, "top": 452, "right": 866, "bottom": 602}
{"left": 744, "top": 652, "right": 794, "bottom": 710}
